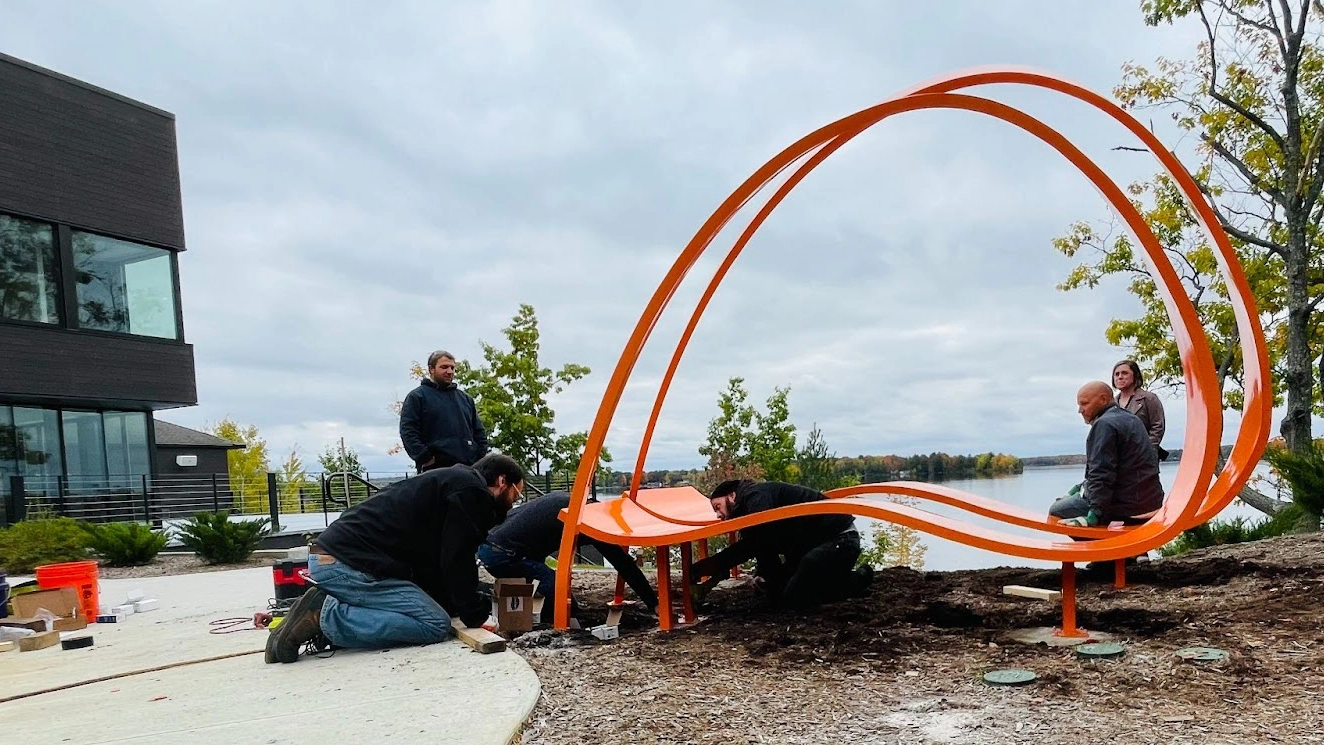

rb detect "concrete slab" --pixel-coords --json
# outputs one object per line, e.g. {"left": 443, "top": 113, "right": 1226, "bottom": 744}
{"left": 1003, "top": 626, "right": 1116, "bottom": 647}
{"left": 1, "top": 567, "right": 540, "bottom": 745}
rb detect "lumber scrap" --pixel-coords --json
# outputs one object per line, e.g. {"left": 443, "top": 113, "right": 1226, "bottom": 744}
{"left": 18, "top": 630, "right": 60, "bottom": 652}
{"left": 1003, "top": 585, "right": 1062, "bottom": 602}
{"left": 453, "top": 622, "right": 507, "bottom": 654}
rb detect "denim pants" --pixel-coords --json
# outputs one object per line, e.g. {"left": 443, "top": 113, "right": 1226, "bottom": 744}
{"left": 308, "top": 557, "right": 453, "bottom": 649}
{"left": 1048, "top": 483, "right": 1091, "bottom": 520}
{"left": 477, "top": 543, "right": 567, "bottom": 623}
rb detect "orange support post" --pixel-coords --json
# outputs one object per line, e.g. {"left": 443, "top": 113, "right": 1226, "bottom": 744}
{"left": 1056, "top": 562, "right": 1087, "bottom": 638}
{"left": 728, "top": 532, "right": 741, "bottom": 577}
{"left": 679, "top": 541, "right": 696, "bottom": 624}
{"left": 697, "top": 538, "right": 709, "bottom": 560}
{"left": 656, "top": 545, "right": 673, "bottom": 631}
{"left": 611, "top": 573, "right": 626, "bottom": 606}
{"left": 1114, "top": 558, "right": 1127, "bottom": 590}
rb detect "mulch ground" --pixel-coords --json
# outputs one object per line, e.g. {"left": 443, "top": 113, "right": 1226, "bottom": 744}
{"left": 515, "top": 532, "right": 1324, "bottom": 745}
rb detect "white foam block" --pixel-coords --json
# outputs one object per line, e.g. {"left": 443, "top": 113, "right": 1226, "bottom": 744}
{"left": 589, "top": 624, "right": 619, "bottom": 641}
{"left": 125, "top": 589, "right": 145, "bottom": 603}
{"left": 112, "top": 604, "right": 135, "bottom": 617}
{"left": 132, "top": 599, "right": 160, "bottom": 613}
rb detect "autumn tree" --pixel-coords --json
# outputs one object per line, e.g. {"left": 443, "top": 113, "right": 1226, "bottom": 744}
{"left": 1058, "top": 0, "right": 1324, "bottom": 521}
{"left": 318, "top": 442, "right": 364, "bottom": 476}
{"left": 277, "top": 446, "right": 309, "bottom": 513}
{"left": 207, "top": 418, "right": 270, "bottom": 514}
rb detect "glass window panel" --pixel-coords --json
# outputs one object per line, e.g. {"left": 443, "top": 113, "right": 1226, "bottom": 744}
{"left": 61, "top": 410, "right": 108, "bottom": 487}
{"left": 0, "top": 214, "right": 61, "bottom": 325}
{"left": 0, "top": 407, "right": 18, "bottom": 496}
{"left": 103, "top": 411, "right": 150, "bottom": 476}
{"left": 72, "top": 232, "right": 178, "bottom": 339}
{"left": 12, "top": 407, "right": 63, "bottom": 494}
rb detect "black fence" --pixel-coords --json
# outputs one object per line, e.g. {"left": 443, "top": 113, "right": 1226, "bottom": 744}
{"left": 0, "top": 471, "right": 411, "bottom": 532}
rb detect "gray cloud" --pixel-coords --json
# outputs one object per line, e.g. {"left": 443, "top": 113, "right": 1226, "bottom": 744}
{"left": 5, "top": 0, "right": 1264, "bottom": 473}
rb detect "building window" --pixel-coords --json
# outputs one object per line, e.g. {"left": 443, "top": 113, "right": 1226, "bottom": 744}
{"left": 0, "top": 407, "right": 18, "bottom": 491}
{"left": 104, "top": 411, "right": 151, "bottom": 477}
{"left": 72, "top": 231, "right": 178, "bottom": 339}
{"left": 62, "top": 410, "right": 109, "bottom": 489}
{"left": 10, "top": 407, "right": 63, "bottom": 488}
{"left": 0, "top": 214, "right": 62, "bottom": 325}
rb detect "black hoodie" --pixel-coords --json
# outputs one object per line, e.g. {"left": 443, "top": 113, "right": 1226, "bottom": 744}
{"left": 398, "top": 378, "right": 488, "bottom": 468}
{"left": 315, "top": 465, "right": 503, "bottom": 626}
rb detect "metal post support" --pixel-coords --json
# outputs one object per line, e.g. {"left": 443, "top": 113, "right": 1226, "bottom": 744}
{"left": 141, "top": 474, "right": 151, "bottom": 523}
{"left": 679, "top": 541, "right": 696, "bottom": 625}
{"left": 266, "top": 472, "right": 281, "bottom": 532}
{"left": 1114, "top": 559, "right": 1127, "bottom": 590}
{"left": 1056, "top": 562, "right": 1087, "bottom": 638}
{"left": 656, "top": 545, "right": 673, "bottom": 631}
{"left": 4, "top": 476, "right": 27, "bottom": 525}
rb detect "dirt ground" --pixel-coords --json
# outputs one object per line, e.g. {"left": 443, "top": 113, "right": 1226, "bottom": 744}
{"left": 94, "top": 552, "right": 272, "bottom": 579}
{"left": 515, "top": 533, "right": 1324, "bottom": 745}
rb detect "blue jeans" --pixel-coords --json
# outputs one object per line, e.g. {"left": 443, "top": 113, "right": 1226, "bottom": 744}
{"left": 309, "top": 557, "right": 453, "bottom": 649}
{"left": 477, "top": 543, "right": 565, "bottom": 623}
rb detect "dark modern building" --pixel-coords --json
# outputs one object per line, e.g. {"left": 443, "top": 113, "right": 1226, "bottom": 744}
{"left": 153, "top": 420, "right": 242, "bottom": 477}
{"left": 1, "top": 52, "right": 196, "bottom": 499}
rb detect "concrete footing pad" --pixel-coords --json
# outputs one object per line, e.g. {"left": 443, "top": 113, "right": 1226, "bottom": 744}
{"left": 1003, "top": 627, "right": 1116, "bottom": 647}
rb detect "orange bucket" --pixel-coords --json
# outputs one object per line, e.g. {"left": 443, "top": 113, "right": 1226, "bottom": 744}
{"left": 34, "top": 560, "right": 100, "bottom": 623}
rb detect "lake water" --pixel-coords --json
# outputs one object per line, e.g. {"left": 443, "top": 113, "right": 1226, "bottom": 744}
{"left": 858, "top": 463, "right": 1272, "bottom": 571}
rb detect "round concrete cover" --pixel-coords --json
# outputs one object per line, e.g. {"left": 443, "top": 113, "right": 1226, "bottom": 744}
{"left": 1175, "top": 646, "right": 1230, "bottom": 662}
{"left": 1076, "top": 642, "right": 1126, "bottom": 658}
{"left": 983, "top": 669, "right": 1037, "bottom": 686}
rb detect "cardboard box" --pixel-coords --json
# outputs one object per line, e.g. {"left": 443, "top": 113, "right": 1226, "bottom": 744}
{"left": 11, "top": 588, "right": 86, "bottom": 631}
{"left": 493, "top": 579, "right": 535, "bottom": 634}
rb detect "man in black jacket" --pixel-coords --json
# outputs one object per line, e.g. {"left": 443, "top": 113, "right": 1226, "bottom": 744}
{"left": 399, "top": 350, "right": 488, "bottom": 472}
{"left": 689, "top": 479, "right": 873, "bottom": 611}
{"left": 478, "top": 492, "right": 658, "bottom": 626}
{"left": 1049, "top": 380, "right": 1165, "bottom": 527}
{"left": 264, "top": 454, "right": 524, "bottom": 664}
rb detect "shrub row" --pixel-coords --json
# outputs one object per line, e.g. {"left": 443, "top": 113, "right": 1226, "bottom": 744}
{"left": 0, "top": 511, "right": 271, "bottom": 573}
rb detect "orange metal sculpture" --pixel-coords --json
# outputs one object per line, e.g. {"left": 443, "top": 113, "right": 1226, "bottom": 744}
{"left": 552, "top": 68, "right": 1271, "bottom": 634}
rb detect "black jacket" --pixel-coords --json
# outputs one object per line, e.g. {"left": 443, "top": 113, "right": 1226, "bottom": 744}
{"left": 315, "top": 466, "right": 504, "bottom": 627}
{"left": 1083, "top": 404, "right": 1165, "bottom": 518}
{"left": 399, "top": 378, "right": 488, "bottom": 469}
{"left": 485, "top": 492, "right": 658, "bottom": 609}
{"left": 704, "top": 481, "right": 855, "bottom": 576}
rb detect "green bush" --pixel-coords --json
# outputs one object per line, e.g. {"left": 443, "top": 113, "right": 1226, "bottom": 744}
{"left": 176, "top": 511, "right": 271, "bottom": 564}
{"left": 81, "top": 522, "right": 168, "bottom": 567}
{"left": 1159, "top": 504, "right": 1305, "bottom": 557}
{"left": 1264, "top": 441, "right": 1324, "bottom": 519}
{"left": 0, "top": 513, "right": 92, "bottom": 573}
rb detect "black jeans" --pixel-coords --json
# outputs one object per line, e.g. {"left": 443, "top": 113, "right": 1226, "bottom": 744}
{"left": 768, "top": 530, "right": 863, "bottom": 611}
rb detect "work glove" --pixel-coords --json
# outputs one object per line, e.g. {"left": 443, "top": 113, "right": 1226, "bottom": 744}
{"left": 1060, "top": 509, "right": 1102, "bottom": 528}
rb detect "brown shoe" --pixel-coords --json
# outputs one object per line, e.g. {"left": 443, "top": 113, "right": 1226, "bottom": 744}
{"left": 264, "top": 587, "right": 328, "bottom": 664}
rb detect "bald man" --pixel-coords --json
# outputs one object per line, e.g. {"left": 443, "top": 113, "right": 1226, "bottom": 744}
{"left": 1049, "top": 381, "right": 1164, "bottom": 527}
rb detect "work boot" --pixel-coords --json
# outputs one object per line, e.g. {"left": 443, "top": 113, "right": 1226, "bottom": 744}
{"left": 265, "top": 587, "right": 328, "bottom": 664}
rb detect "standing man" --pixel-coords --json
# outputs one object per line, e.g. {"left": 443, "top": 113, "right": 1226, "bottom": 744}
{"left": 400, "top": 350, "right": 488, "bottom": 473}
{"left": 689, "top": 479, "right": 873, "bottom": 611}
{"left": 264, "top": 453, "right": 525, "bottom": 664}
{"left": 1049, "top": 381, "right": 1165, "bottom": 528}
{"left": 478, "top": 491, "right": 658, "bottom": 627}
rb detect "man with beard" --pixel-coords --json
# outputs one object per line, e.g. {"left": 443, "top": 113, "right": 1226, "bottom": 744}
{"left": 265, "top": 453, "right": 525, "bottom": 663}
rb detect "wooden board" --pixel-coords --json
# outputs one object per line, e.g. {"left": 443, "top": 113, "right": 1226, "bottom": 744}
{"left": 606, "top": 606, "right": 623, "bottom": 627}
{"left": 1003, "top": 585, "right": 1062, "bottom": 602}
{"left": 453, "top": 622, "right": 507, "bottom": 654}
{"left": 0, "top": 640, "right": 15, "bottom": 653}
{"left": 18, "top": 630, "right": 60, "bottom": 652}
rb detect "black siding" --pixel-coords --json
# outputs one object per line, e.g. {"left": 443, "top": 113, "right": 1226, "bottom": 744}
{"left": 0, "top": 53, "right": 185, "bottom": 248}
{"left": 0, "top": 323, "right": 196, "bottom": 409}
{"left": 154, "top": 446, "right": 230, "bottom": 477}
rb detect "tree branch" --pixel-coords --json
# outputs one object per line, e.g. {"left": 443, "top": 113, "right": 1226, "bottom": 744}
{"left": 1263, "top": 0, "right": 1291, "bottom": 59}
{"left": 1198, "top": 3, "right": 1289, "bottom": 153}
{"left": 1237, "top": 482, "right": 1292, "bottom": 515}
{"left": 1205, "top": 135, "right": 1288, "bottom": 206}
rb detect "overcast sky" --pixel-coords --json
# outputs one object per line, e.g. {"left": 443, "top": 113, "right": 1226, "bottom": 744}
{"left": 3, "top": 1, "right": 1282, "bottom": 473}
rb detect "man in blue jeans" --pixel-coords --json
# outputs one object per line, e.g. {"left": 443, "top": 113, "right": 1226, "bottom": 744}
{"left": 265, "top": 454, "right": 525, "bottom": 664}
{"left": 478, "top": 491, "right": 657, "bottom": 627}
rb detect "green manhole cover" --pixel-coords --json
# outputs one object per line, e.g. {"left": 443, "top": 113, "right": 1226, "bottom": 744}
{"left": 1175, "top": 646, "right": 1229, "bottom": 662}
{"left": 1076, "top": 642, "right": 1126, "bottom": 659}
{"left": 983, "top": 669, "right": 1037, "bottom": 686}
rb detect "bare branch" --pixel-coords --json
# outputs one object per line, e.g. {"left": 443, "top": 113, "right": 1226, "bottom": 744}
{"left": 1224, "top": 2, "right": 1285, "bottom": 35}
{"left": 1205, "top": 135, "right": 1288, "bottom": 205}
{"left": 1199, "top": 3, "right": 1289, "bottom": 152}
{"left": 1263, "top": 0, "right": 1292, "bottom": 59}
{"left": 1112, "top": 146, "right": 1149, "bottom": 152}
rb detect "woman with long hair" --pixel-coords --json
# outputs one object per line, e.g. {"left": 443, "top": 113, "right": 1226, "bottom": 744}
{"left": 1112, "top": 359, "right": 1167, "bottom": 460}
